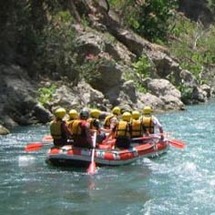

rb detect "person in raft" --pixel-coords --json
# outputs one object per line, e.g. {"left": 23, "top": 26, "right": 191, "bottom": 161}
{"left": 67, "top": 109, "right": 79, "bottom": 134}
{"left": 113, "top": 111, "right": 132, "bottom": 149}
{"left": 140, "top": 106, "right": 164, "bottom": 141}
{"left": 103, "top": 106, "right": 122, "bottom": 141}
{"left": 50, "top": 107, "right": 72, "bottom": 147}
{"left": 130, "top": 110, "right": 148, "bottom": 143}
{"left": 70, "top": 109, "right": 93, "bottom": 149}
{"left": 88, "top": 108, "right": 106, "bottom": 144}
{"left": 103, "top": 106, "right": 121, "bottom": 131}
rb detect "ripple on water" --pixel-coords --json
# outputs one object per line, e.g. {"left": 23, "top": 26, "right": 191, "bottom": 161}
{"left": 18, "top": 155, "right": 36, "bottom": 167}
{"left": 2, "top": 103, "right": 215, "bottom": 214}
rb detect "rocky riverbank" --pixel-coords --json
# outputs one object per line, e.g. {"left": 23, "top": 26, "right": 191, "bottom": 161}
{"left": 0, "top": 1, "right": 214, "bottom": 134}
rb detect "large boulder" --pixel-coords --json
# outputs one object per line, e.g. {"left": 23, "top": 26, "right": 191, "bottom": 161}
{"left": 137, "top": 92, "right": 165, "bottom": 112}
{"left": 0, "top": 124, "right": 10, "bottom": 135}
{"left": 0, "top": 65, "right": 37, "bottom": 128}
{"left": 48, "top": 81, "right": 107, "bottom": 112}
{"left": 33, "top": 104, "right": 52, "bottom": 123}
{"left": 146, "top": 79, "right": 185, "bottom": 110}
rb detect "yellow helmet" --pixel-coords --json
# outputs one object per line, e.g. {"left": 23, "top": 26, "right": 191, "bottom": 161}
{"left": 132, "top": 110, "right": 140, "bottom": 119}
{"left": 69, "top": 109, "right": 78, "bottom": 119}
{"left": 122, "top": 112, "right": 131, "bottom": 122}
{"left": 112, "top": 106, "right": 121, "bottom": 115}
{"left": 90, "top": 109, "right": 101, "bottom": 119}
{"left": 54, "top": 108, "right": 66, "bottom": 119}
{"left": 143, "top": 106, "right": 153, "bottom": 115}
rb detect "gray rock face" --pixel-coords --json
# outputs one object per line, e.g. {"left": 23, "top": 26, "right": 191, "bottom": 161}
{"left": 0, "top": 1, "right": 214, "bottom": 133}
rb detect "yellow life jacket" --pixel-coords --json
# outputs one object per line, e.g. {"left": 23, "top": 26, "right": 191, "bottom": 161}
{"left": 67, "top": 119, "right": 75, "bottom": 134}
{"left": 50, "top": 120, "right": 62, "bottom": 140}
{"left": 116, "top": 121, "right": 130, "bottom": 137}
{"left": 70, "top": 119, "right": 82, "bottom": 135}
{"left": 103, "top": 114, "right": 114, "bottom": 129}
{"left": 130, "top": 119, "right": 143, "bottom": 137}
{"left": 142, "top": 116, "right": 154, "bottom": 133}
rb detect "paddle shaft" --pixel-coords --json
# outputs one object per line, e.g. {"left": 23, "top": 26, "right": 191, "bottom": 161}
{"left": 25, "top": 142, "right": 52, "bottom": 152}
{"left": 87, "top": 131, "right": 97, "bottom": 174}
{"left": 91, "top": 132, "right": 97, "bottom": 163}
{"left": 131, "top": 134, "right": 185, "bottom": 149}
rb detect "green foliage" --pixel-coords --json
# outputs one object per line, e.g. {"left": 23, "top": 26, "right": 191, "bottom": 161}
{"left": 108, "top": 0, "right": 130, "bottom": 8}
{"left": 38, "top": 84, "right": 57, "bottom": 105}
{"left": 180, "top": 52, "right": 204, "bottom": 78}
{"left": 169, "top": 14, "right": 215, "bottom": 82}
{"left": 2, "top": 0, "right": 215, "bottom": 92}
{"left": 207, "top": 0, "right": 215, "bottom": 14}
{"left": 35, "top": 10, "right": 77, "bottom": 78}
{"left": 80, "top": 15, "right": 90, "bottom": 28}
{"left": 0, "top": 1, "right": 78, "bottom": 80}
{"left": 178, "top": 84, "right": 193, "bottom": 103}
{"left": 108, "top": 0, "right": 140, "bottom": 29}
{"left": 134, "top": 0, "right": 178, "bottom": 42}
{"left": 128, "top": 55, "right": 152, "bottom": 93}
{"left": 79, "top": 53, "right": 115, "bottom": 84}
{"left": 135, "top": 83, "right": 148, "bottom": 93}
{"left": 108, "top": 0, "right": 178, "bottom": 43}
{"left": 80, "top": 59, "right": 101, "bottom": 83}
{"left": 132, "top": 55, "right": 151, "bottom": 79}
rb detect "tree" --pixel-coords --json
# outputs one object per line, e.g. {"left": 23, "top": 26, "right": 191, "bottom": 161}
{"left": 134, "top": 0, "right": 178, "bottom": 42}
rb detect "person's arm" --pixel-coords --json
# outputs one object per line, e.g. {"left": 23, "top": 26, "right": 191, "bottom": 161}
{"left": 110, "top": 116, "right": 118, "bottom": 130}
{"left": 102, "top": 124, "right": 116, "bottom": 144}
{"left": 62, "top": 121, "right": 72, "bottom": 139}
{"left": 152, "top": 116, "right": 164, "bottom": 140}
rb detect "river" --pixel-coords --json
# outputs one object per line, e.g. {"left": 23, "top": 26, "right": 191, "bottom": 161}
{"left": 1, "top": 100, "right": 215, "bottom": 215}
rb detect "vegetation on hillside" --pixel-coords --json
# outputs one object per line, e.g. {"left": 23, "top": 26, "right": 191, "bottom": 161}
{"left": 109, "top": 0, "right": 177, "bottom": 43}
{"left": 1, "top": 0, "right": 215, "bottom": 89}
{"left": 108, "top": 0, "right": 215, "bottom": 85}
{"left": 0, "top": 1, "right": 77, "bottom": 80}
{"left": 169, "top": 14, "right": 215, "bottom": 83}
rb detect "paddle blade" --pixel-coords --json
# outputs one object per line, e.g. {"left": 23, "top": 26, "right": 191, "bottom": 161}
{"left": 42, "top": 135, "right": 53, "bottom": 142}
{"left": 24, "top": 142, "right": 43, "bottom": 152}
{"left": 169, "top": 139, "right": 186, "bottom": 149}
{"left": 87, "top": 161, "right": 97, "bottom": 175}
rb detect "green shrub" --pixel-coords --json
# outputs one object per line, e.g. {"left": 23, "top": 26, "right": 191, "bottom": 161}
{"left": 179, "top": 84, "right": 194, "bottom": 104}
{"left": 132, "top": 55, "right": 152, "bottom": 78}
{"left": 128, "top": 55, "right": 152, "bottom": 93}
{"left": 134, "top": 0, "right": 177, "bottom": 42}
{"left": 79, "top": 53, "right": 115, "bottom": 84}
{"left": 36, "top": 10, "right": 77, "bottom": 79}
{"left": 169, "top": 14, "right": 215, "bottom": 83}
{"left": 109, "top": 0, "right": 177, "bottom": 43}
{"left": 38, "top": 84, "right": 57, "bottom": 105}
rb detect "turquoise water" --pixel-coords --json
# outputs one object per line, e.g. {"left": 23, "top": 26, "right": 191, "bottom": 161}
{"left": 1, "top": 101, "right": 215, "bottom": 215}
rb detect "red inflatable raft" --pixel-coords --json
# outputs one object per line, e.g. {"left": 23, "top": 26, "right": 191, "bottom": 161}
{"left": 46, "top": 139, "right": 169, "bottom": 167}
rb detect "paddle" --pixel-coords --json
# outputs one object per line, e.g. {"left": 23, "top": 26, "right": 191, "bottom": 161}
{"left": 87, "top": 131, "right": 97, "bottom": 175}
{"left": 42, "top": 135, "right": 53, "bottom": 142}
{"left": 150, "top": 134, "right": 186, "bottom": 149}
{"left": 24, "top": 134, "right": 53, "bottom": 152}
{"left": 168, "top": 139, "right": 186, "bottom": 149}
{"left": 24, "top": 142, "right": 52, "bottom": 152}
{"left": 131, "top": 136, "right": 153, "bottom": 142}
{"left": 131, "top": 134, "right": 186, "bottom": 149}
